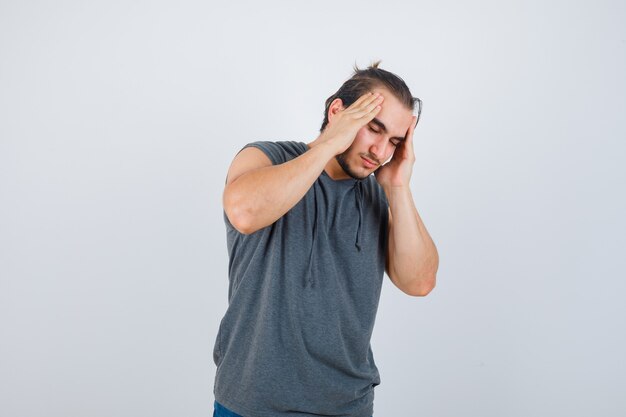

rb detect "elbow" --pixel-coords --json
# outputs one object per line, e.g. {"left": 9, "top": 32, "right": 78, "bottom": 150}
{"left": 408, "top": 253, "right": 439, "bottom": 297}
{"left": 228, "top": 213, "right": 255, "bottom": 235}
{"left": 405, "top": 274, "right": 436, "bottom": 297}
{"left": 224, "top": 192, "right": 257, "bottom": 235}
{"left": 225, "top": 205, "right": 257, "bottom": 235}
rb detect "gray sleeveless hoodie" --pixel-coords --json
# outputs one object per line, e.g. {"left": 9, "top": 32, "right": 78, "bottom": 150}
{"left": 213, "top": 141, "right": 389, "bottom": 417}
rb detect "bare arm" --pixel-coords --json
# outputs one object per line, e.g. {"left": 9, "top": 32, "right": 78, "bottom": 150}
{"left": 385, "top": 188, "right": 439, "bottom": 296}
{"left": 224, "top": 91, "right": 385, "bottom": 234}
{"left": 223, "top": 142, "right": 337, "bottom": 234}
{"left": 375, "top": 115, "right": 439, "bottom": 296}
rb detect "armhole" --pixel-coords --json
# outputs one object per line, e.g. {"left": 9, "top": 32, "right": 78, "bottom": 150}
{"left": 241, "top": 142, "right": 285, "bottom": 166}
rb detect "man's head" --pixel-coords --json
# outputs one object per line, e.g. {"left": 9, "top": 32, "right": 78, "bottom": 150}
{"left": 321, "top": 61, "right": 420, "bottom": 180}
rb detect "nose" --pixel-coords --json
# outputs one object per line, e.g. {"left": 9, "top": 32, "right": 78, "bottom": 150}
{"left": 369, "top": 137, "right": 390, "bottom": 162}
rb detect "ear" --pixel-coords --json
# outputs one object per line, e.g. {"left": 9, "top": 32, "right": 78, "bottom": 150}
{"left": 327, "top": 98, "right": 344, "bottom": 123}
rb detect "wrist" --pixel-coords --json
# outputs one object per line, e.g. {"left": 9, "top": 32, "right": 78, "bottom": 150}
{"left": 307, "top": 137, "right": 342, "bottom": 165}
{"left": 310, "top": 133, "right": 345, "bottom": 156}
{"left": 382, "top": 184, "right": 412, "bottom": 204}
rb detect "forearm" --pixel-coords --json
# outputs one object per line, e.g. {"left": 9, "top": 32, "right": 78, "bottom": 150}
{"left": 224, "top": 142, "right": 337, "bottom": 234}
{"left": 384, "top": 186, "right": 439, "bottom": 296}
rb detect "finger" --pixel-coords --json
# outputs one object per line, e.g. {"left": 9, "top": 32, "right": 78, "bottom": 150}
{"left": 351, "top": 95, "right": 384, "bottom": 118}
{"left": 406, "top": 115, "right": 417, "bottom": 138}
{"left": 404, "top": 115, "right": 418, "bottom": 155}
{"left": 361, "top": 102, "right": 382, "bottom": 122}
{"left": 345, "top": 92, "right": 375, "bottom": 111}
{"left": 391, "top": 116, "right": 416, "bottom": 161}
{"left": 346, "top": 92, "right": 382, "bottom": 114}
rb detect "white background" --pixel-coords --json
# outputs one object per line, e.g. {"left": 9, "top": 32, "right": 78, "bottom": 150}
{"left": 1, "top": 1, "right": 625, "bottom": 416}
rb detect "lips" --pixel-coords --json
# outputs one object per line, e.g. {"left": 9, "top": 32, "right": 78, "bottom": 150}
{"left": 361, "top": 156, "right": 378, "bottom": 168}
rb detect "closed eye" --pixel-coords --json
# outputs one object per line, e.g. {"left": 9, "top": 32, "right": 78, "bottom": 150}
{"left": 370, "top": 125, "right": 402, "bottom": 146}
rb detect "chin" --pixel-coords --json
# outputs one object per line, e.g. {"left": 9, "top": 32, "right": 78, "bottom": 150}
{"left": 346, "top": 164, "right": 372, "bottom": 180}
{"left": 335, "top": 154, "right": 367, "bottom": 180}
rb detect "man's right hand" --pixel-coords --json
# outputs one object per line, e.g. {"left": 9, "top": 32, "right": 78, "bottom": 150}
{"left": 318, "top": 92, "right": 384, "bottom": 154}
{"left": 223, "top": 92, "right": 384, "bottom": 234}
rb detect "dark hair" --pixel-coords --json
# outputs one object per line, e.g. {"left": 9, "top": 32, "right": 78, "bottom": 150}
{"left": 320, "top": 60, "right": 418, "bottom": 132}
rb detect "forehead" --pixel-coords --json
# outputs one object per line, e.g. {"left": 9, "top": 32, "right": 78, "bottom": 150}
{"left": 370, "top": 87, "right": 414, "bottom": 137}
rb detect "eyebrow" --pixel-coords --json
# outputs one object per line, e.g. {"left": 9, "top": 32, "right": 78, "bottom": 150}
{"left": 370, "top": 118, "right": 406, "bottom": 142}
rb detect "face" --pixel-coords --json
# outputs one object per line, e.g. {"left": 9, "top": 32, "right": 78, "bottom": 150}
{"left": 333, "top": 87, "right": 414, "bottom": 180}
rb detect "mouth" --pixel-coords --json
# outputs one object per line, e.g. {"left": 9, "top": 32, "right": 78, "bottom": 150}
{"left": 360, "top": 156, "right": 378, "bottom": 169}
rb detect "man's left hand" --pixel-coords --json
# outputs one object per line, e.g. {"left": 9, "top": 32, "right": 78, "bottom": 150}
{"left": 374, "top": 115, "right": 418, "bottom": 189}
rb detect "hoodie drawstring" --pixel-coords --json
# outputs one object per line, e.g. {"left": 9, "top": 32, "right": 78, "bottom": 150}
{"left": 305, "top": 185, "right": 319, "bottom": 286}
{"left": 306, "top": 180, "right": 364, "bottom": 287}
{"left": 354, "top": 181, "right": 364, "bottom": 251}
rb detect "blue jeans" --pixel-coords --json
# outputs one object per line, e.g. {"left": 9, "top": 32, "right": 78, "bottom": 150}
{"left": 213, "top": 400, "right": 372, "bottom": 417}
{"left": 213, "top": 400, "right": 244, "bottom": 417}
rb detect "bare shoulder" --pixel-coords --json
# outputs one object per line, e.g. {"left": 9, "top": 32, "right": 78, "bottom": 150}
{"left": 225, "top": 146, "right": 272, "bottom": 185}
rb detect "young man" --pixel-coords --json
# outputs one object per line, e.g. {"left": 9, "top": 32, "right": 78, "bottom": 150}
{"left": 213, "top": 62, "right": 439, "bottom": 417}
